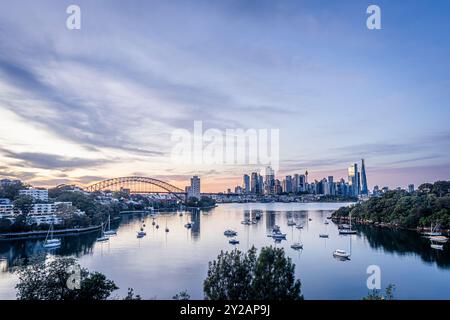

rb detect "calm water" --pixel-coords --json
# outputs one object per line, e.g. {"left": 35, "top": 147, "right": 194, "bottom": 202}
{"left": 1, "top": 202, "right": 449, "bottom": 300}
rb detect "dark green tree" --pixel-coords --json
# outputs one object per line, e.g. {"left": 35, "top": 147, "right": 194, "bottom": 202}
{"left": 15, "top": 256, "right": 118, "bottom": 300}
{"left": 252, "top": 246, "right": 302, "bottom": 300}
{"left": 13, "top": 195, "right": 34, "bottom": 214}
{"left": 204, "top": 246, "right": 303, "bottom": 300}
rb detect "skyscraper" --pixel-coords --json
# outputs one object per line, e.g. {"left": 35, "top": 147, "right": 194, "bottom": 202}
{"left": 250, "top": 172, "right": 258, "bottom": 194}
{"left": 361, "top": 159, "right": 368, "bottom": 195}
{"left": 243, "top": 174, "right": 250, "bottom": 194}
{"left": 188, "top": 176, "right": 201, "bottom": 199}
{"left": 264, "top": 166, "right": 275, "bottom": 195}
{"left": 348, "top": 163, "right": 359, "bottom": 196}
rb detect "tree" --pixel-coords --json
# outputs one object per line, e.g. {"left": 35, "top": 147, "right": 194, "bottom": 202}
{"left": 123, "top": 288, "right": 142, "bottom": 300}
{"left": 172, "top": 290, "right": 190, "bottom": 300}
{"left": 15, "top": 256, "right": 118, "bottom": 300}
{"left": 203, "top": 246, "right": 303, "bottom": 300}
{"left": 252, "top": 246, "right": 302, "bottom": 300}
{"left": 363, "top": 284, "right": 396, "bottom": 300}
{"left": 13, "top": 195, "right": 34, "bottom": 215}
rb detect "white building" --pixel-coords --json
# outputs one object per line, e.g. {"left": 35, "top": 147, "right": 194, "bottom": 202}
{"left": 0, "top": 204, "right": 14, "bottom": 220}
{"left": 27, "top": 202, "right": 84, "bottom": 225}
{"left": 187, "top": 176, "right": 201, "bottom": 199}
{"left": 19, "top": 188, "right": 49, "bottom": 202}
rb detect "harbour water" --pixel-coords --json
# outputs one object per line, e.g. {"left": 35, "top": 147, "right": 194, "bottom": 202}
{"left": 0, "top": 202, "right": 449, "bottom": 300}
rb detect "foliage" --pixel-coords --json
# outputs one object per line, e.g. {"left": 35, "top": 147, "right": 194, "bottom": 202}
{"left": 333, "top": 181, "right": 450, "bottom": 228}
{"left": 0, "top": 181, "right": 29, "bottom": 200}
{"left": 172, "top": 290, "right": 190, "bottom": 300}
{"left": 123, "top": 288, "right": 142, "bottom": 300}
{"left": 363, "top": 284, "right": 396, "bottom": 300}
{"left": 186, "top": 196, "right": 216, "bottom": 208}
{"left": 13, "top": 195, "right": 34, "bottom": 214}
{"left": 15, "top": 256, "right": 118, "bottom": 300}
{"left": 203, "top": 246, "right": 303, "bottom": 300}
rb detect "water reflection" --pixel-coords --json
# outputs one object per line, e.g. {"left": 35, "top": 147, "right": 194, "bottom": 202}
{"left": 0, "top": 203, "right": 449, "bottom": 299}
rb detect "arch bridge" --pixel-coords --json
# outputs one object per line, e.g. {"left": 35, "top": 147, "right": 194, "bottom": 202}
{"left": 85, "top": 176, "right": 186, "bottom": 199}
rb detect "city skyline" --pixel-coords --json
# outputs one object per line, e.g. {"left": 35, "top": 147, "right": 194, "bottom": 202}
{"left": 1, "top": 0, "right": 450, "bottom": 192}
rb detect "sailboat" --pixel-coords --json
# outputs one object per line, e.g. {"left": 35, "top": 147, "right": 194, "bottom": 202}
{"left": 423, "top": 223, "right": 442, "bottom": 237}
{"left": 43, "top": 223, "right": 61, "bottom": 249}
{"left": 103, "top": 215, "right": 117, "bottom": 236}
{"left": 333, "top": 234, "right": 352, "bottom": 260}
{"left": 291, "top": 228, "right": 303, "bottom": 250}
{"left": 339, "top": 212, "right": 357, "bottom": 235}
{"left": 96, "top": 223, "right": 109, "bottom": 242}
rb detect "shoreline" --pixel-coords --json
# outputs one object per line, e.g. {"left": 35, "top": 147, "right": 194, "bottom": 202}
{"left": 0, "top": 224, "right": 102, "bottom": 240}
{"left": 331, "top": 215, "right": 450, "bottom": 235}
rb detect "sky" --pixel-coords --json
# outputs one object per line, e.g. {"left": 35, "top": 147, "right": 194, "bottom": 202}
{"left": 0, "top": 0, "right": 449, "bottom": 192}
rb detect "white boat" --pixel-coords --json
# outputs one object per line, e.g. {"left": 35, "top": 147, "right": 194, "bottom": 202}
{"left": 333, "top": 249, "right": 351, "bottom": 258}
{"left": 270, "top": 232, "right": 287, "bottom": 240}
{"left": 241, "top": 219, "right": 252, "bottom": 225}
{"left": 229, "top": 239, "right": 239, "bottom": 245}
{"left": 96, "top": 223, "right": 110, "bottom": 242}
{"left": 423, "top": 223, "right": 442, "bottom": 237}
{"left": 430, "top": 243, "right": 444, "bottom": 250}
{"left": 319, "top": 234, "right": 329, "bottom": 238}
{"left": 224, "top": 229, "right": 238, "bottom": 237}
{"left": 43, "top": 223, "right": 61, "bottom": 249}
{"left": 184, "top": 223, "right": 192, "bottom": 228}
{"left": 339, "top": 213, "right": 356, "bottom": 235}
{"left": 287, "top": 220, "right": 296, "bottom": 226}
{"left": 291, "top": 243, "right": 303, "bottom": 250}
{"left": 429, "top": 236, "right": 448, "bottom": 243}
{"left": 339, "top": 229, "right": 357, "bottom": 235}
{"left": 103, "top": 215, "right": 117, "bottom": 236}
{"left": 296, "top": 224, "right": 304, "bottom": 229}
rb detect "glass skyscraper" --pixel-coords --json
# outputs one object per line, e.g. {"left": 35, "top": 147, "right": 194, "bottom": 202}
{"left": 361, "top": 159, "right": 368, "bottom": 195}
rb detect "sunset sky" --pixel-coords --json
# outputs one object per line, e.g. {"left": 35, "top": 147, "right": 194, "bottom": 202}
{"left": 1, "top": 0, "right": 449, "bottom": 192}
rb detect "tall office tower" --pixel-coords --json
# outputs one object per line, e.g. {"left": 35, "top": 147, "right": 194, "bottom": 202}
{"left": 188, "top": 176, "right": 201, "bottom": 199}
{"left": 292, "top": 174, "right": 299, "bottom": 193}
{"left": 243, "top": 174, "right": 250, "bottom": 194}
{"left": 348, "top": 163, "right": 359, "bottom": 196}
{"left": 250, "top": 172, "right": 258, "bottom": 194}
{"left": 258, "top": 175, "right": 264, "bottom": 195}
{"left": 408, "top": 184, "right": 415, "bottom": 193}
{"left": 305, "top": 170, "right": 308, "bottom": 184}
{"left": 284, "top": 175, "right": 292, "bottom": 193}
{"left": 328, "top": 176, "right": 335, "bottom": 195}
{"left": 264, "top": 166, "right": 275, "bottom": 195}
{"left": 274, "top": 179, "right": 282, "bottom": 194}
{"left": 360, "top": 159, "right": 368, "bottom": 195}
{"left": 298, "top": 174, "right": 306, "bottom": 192}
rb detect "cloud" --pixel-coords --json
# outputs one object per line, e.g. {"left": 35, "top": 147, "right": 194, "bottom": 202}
{"left": 0, "top": 148, "right": 112, "bottom": 170}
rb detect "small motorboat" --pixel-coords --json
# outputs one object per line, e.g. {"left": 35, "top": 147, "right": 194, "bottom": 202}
{"left": 333, "top": 249, "right": 351, "bottom": 259}
{"left": 224, "top": 229, "right": 238, "bottom": 237}
{"left": 229, "top": 239, "right": 239, "bottom": 245}
{"left": 339, "top": 229, "right": 357, "bottom": 235}
{"left": 287, "top": 220, "right": 296, "bottom": 226}
{"left": 255, "top": 212, "right": 262, "bottom": 220}
{"left": 290, "top": 242, "right": 303, "bottom": 250}
{"left": 319, "top": 234, "right": 329, "bottom": 238}
{"left": 430, "top": 243, "right": 444, "bottom": 250}
{"left": 326, "top": 216, "right": 332, "bottom": 219}
{"left": 324, "top": 221, "right": 329, "bottom": 225}
{"left": 308, "top": 218, "right": 312, "bottom": 221}
{"left": 184, "top": 223, "right": 192, "bottom": 229}
{"left": 137, "top": 231, "right": 146, "bottom": 237}
{"left": 429, "top": 236, "right": 448, "bottom": 243}
{"left": 296, "top": 224, "right": 304, "bottom": 229}
{"left": 241, "top": 219, "right": 252, "bottom": 225}
{"left": 270, "top": 232, "right": 287, "bottom": 240}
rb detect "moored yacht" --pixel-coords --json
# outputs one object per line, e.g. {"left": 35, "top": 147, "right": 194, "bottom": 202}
{"left": 224, "top": 229, "right": 238, "bottom": 237}
{"left": 43, "top": 223, "right": 61, "bottom": 249}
